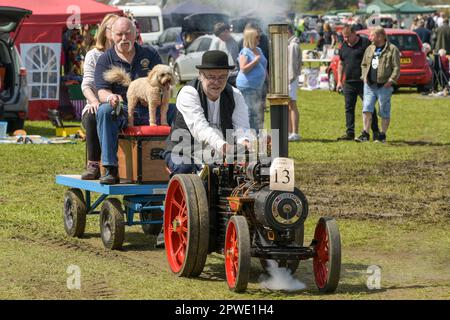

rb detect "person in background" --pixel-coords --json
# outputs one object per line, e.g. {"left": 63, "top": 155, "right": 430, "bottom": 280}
{"left": 211, "top": 22, "right": 239, "bottom": 65}
{"left": 414, "top": 20, "right": 431, "bottom": 45}
{"left": 410, "top": 17, "right": 419, "bottom": 32}
{"left": 352, "top": 16, "right": 365, "bottom": 31}
{"left": 336, "top": 24, "right": 380, "bottom": 141}
{"left": 435, "top": 18, "right": 450, "bottom": 53}
{"left": 425, "top": 14, "right": 435, "bottom": 31}
{"left": 438, "top": 49, "right": 450, "bottom": 82}
{"left": 236, "top": 27, "right": 267, "bottom": 133}
{"left": 239, "top": 22, "right": 270, "bottom": 113}
{"left": 436, "top": 12, "right": 445, "bottom": 28}
{"left": 80, "top": 13, "right": 119, "bottom": 180}
{"left": 317, "top": 23, "right": 337, "bottom": 51}
{"left": 358, "top": 27, "right": 400, "bottom": 143}
{"left": 420, "top": 43, "right": 434, "bottom": 94}
{"left": 287, "top": 24, "right": 302, "bottom": 142}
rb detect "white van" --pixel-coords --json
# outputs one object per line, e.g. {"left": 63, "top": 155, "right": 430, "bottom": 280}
{"left": 117, "top": 4, "right": 163, "bottom": 45}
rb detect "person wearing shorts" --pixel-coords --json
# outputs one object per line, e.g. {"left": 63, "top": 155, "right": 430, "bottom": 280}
{"left": 358, "top": 27, "right": 400, "bottom": 143}
{"left": 287, "top": 24, "right": 302, "bottom": 142}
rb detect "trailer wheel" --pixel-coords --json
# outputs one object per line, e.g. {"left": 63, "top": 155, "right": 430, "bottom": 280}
{"left": 100, "top": 198, "right": 125, "bottom": 250}
{"left": 225, "top": 216, "right": 251, "bottom": 293}
{"left": 140, "top": 202, "right": 163, "bottom": 235}
{"left": 313, "top": 217, "right": 341, "bottom": 293}
{"left": 63, "top": 188, "right": 86, "bottom": 237}
{"left": 164, "top": 175, "right": 204, "bottom": 277}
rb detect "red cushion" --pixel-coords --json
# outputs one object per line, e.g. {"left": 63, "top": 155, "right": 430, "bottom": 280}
{"left": 122, "top": 125, "right": 171, "bottom": 136}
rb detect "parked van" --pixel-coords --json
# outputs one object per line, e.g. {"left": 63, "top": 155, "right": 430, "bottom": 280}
{"left": 0, "top": 6, "right": 31, "bottom": 133}
{"left": 117, "top": 4, "right": 163, "bottom": 45}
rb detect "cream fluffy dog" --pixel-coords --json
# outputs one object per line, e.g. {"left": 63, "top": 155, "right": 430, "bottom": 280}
{"left": 103, "top": 64, "right": 174, "bottom": 126}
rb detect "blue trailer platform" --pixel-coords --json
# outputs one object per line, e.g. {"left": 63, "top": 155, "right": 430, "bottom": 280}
{"left": 56, "top": 175, "right": 168, "bottom": 249}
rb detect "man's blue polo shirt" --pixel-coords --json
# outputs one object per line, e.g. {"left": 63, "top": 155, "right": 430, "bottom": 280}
{"left": 94, "top": 43, "right": 162, "bottom": 102}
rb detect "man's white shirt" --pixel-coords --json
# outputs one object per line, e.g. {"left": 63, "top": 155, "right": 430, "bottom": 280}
{"left": 176, "top": 85, "right": 251, "bottom": 153}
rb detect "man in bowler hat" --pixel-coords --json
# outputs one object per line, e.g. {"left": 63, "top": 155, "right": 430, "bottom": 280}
{"left": 164, "top": 50, "right": 251, "bottom": 175}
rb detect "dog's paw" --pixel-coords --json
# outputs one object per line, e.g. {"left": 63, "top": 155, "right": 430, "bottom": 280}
{"left": 160, "top": 122, "right": 169, "bottom": 126}
{"left": 149, "top": 122, "right": 157, "bottom": 126}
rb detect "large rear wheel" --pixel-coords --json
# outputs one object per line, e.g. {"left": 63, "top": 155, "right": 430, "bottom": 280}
{"left": 225, "top": 216, "right": 251, "bottom": 293}
{"left": 188, "top": 175, "right": 209, "bottom": 277}
{"left": 164, "top": 174, "right": 208, "bottom": 277}
{"left": 313, "top": 217, "right": 341, "bottom": 293}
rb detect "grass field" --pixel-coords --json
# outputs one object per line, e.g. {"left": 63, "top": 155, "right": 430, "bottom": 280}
{"left": 0, "top": 87, "right": 449, "bottom": 300}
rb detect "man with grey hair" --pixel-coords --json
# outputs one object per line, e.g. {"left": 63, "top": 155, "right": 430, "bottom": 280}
{"left": 358, "top": 27, "right": 400, "bottom": 143}
{"left": 94, "top": 17, "right": 163, "bottom": 184}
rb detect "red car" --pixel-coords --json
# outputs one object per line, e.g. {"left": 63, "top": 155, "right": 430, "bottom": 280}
{"left": 327, "top": 29, "right": 432, "bottom": 92}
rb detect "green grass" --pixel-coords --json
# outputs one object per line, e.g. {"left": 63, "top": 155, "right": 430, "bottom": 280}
{"left": 0, "top": 88, "right": 449, "bottom": 299}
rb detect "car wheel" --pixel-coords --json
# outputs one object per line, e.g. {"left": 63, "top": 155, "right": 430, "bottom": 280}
{"left": 174, "top": 64, "right": 182, "bottom": 85}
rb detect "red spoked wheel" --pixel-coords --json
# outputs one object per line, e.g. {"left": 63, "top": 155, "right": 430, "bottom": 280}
{"left": 164, "top": 174, "right": 208, "bottom": 277}
{"left": 225, "top": 216, "right": 251, "bottom": 293}
{"left": 313, "top": 217, "right": 341, "bottom": 293}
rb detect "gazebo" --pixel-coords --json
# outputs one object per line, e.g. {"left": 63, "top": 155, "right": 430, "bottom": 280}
{"left": 394, "top": 1, "right": 436, "bottom": 15}
{"left": 357, "top": 0, "right": 400, "bottom": 15}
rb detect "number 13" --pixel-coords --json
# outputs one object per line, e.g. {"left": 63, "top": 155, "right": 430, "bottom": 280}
{"left": 274, "top": 169, "right": 290, "bottom": 184}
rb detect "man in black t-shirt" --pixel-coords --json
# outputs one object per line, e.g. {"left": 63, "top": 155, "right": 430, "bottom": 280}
{"left": 336, "top": 25, "right": 379, "bottom": 141}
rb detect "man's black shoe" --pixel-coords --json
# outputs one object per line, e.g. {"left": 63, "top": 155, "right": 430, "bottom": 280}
{"left": 355, "top": 131, "right": 370, "bottom": 142}
{"left": 372, "top": 131, "right": 380, "bottom": 142}
{"left": 99, "top": 166, "right": 120, "bottom": 185}
{"left": 337, "top": 133, "right": 355, "bottom": 141}
{"left": 374, "top": 132, "right": 387, "bottom": 143}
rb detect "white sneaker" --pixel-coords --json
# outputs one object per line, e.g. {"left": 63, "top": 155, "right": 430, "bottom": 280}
{"left": 288, "top": 133, "right": 301, "bottom": 142}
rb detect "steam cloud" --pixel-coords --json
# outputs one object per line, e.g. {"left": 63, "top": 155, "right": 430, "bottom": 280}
{"left": 259, "top": 260, "right": 307, "bottom": 291}
{"left": 208, "top": 0, "right": 292, "bottom": 27}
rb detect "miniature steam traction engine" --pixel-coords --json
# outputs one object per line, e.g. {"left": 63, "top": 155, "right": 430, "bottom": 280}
{"left": 163, "top": 149, "right": 341, "bottom": 293}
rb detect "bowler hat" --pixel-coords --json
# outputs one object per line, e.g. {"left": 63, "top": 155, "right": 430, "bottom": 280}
{"left": 196, "top": 50, "right": 235, "bottom": 70}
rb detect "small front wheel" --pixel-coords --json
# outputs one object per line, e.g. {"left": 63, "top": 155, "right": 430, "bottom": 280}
{"left": 225, "top": 216, "right": 251, "bottom": 293}
{"left": 140, "top": 202, "right": 163, "bottom": 235}
{"left": 63, "top": 188, "right": 86, "bottom": 237}
{"left": 100, "top": 198, "right": 125, "bottom": 250}
{"left": 313, "top": 217, "right": 341, "bottom": 293}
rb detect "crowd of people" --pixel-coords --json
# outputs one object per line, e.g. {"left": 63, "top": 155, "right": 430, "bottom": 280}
{"left": 75, "top": 8, "right": 450, "bottom": 183}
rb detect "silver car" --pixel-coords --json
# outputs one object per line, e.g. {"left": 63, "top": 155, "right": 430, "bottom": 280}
{"left": 0, "top": 6, "right": 30, "bottom": 133}
{"left": 173, "top": 34, "right": 236, "bottom": 84}
{"left": 173, "top": 35, "right": 215, "bottom": 83}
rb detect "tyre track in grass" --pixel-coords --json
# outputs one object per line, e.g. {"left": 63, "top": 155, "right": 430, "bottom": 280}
{"left": 6, "top": 229, "right": 167, "bottom": 275}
